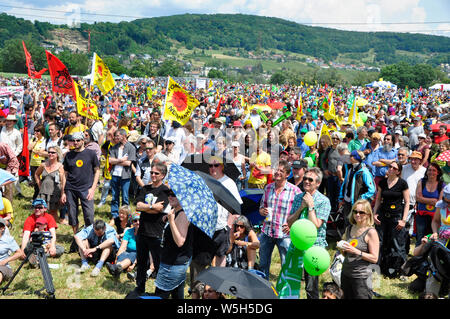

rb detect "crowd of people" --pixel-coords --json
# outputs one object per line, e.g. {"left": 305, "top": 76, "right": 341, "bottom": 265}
{"left": 0, "top": 74, "right": 449, "bottom": 299}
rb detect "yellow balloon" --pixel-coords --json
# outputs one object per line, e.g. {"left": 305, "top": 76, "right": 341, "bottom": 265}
{"left": 304, "top": 131, "right": 317, "bottom": 146}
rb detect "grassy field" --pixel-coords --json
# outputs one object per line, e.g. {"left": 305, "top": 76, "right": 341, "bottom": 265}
{"left": 1, "top": 180, "right": 421, "bottom": 300}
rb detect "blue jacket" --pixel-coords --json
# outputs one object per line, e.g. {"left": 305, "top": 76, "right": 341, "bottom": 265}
{"left": 339, "top": 164, "right": 376, "bottom": 205}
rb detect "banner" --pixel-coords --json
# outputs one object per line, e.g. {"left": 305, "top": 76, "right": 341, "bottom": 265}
{"left": 163, "top": 76, "right": 200, "bottom": 125}
{"left": 46, "top": 50, "right": 76, "bottom": 97}
{"left": 18, "top": 115, "right": 30, "bottom": 177}
{"left": 91, "top": 52, "right": 115, "bottom": 95}
{"left": 195, "top": 78, "right": 207, "bottom": 90}
{"left": 295, "top": 92, "right": 304, "bottom": 121}
{"left": 22, "top": 41, "right": 47, "bottom": 79}
{"left": 0, "top": 86, "right": 24, "bottom": 104}
{"left": 73, "top": 81, "right": 100, "bottom": 120}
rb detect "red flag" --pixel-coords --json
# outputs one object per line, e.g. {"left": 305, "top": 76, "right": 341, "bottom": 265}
{"left": 22, "top": 41, "right": 47, "bottom": 79}
{"left": 214, "top": 96, "right": 223, "bottom": 118}
{"left": 45, "top": 50, "right": 75, "bottom": 97}
{"left": 18, "top": 115, "right": 30, "bottom": 177}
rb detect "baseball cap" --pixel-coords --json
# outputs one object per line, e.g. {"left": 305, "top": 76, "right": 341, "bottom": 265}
{"left": 409, "top": 151, "right": 423, "bottom": 159}
{"left": 395, "top": 130, "right": 403, "bottom": 136}
{"left": 36, "top": 216, "right": 48, "bottom": 225}
{"left": 232, "top": 141, "right": 240, "bottom": 148}
{"left": 292, "top": 160, "right": 307, "bottom": 169}
{"left": 233, "top": 120, "right": 242, "bottom": 127}
{"left": 418, "top": 133, "right": 426, "bottom": 139}
{"left": 32, "top": 198, "right": 47, "bottom": 208}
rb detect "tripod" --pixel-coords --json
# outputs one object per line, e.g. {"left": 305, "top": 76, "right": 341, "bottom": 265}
{"left": 1, "top": 234, "right": 55, "bottom": 299}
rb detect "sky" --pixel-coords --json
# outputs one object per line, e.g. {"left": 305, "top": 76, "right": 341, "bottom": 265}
{"left": 1, "top": 0, "right": 449, "bottom": 37}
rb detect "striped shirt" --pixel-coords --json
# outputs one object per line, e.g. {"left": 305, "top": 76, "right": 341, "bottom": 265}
{"left": 260, "top": 181, "right": 302, "bottom": 239}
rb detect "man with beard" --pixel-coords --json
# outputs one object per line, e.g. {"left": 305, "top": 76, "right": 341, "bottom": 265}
{"left": 61, "top": 132, "right": 100, "bottom": 234}
{"left": 64, "top": 111, "right": 88, "bottom": 137}
{"left": 371, "top": 134, "right": 398, "bottom": 188}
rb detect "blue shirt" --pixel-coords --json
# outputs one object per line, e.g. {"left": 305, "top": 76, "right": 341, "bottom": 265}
{"left": 0, "top": 229, "right": 19, "bottom": 268}
{"left": 76, "top": 224, "right": 120, "bottom": 249}
{"left": 123, "top": 228, "right": 137, "bottom": 252}
{"left": 371, "top": 147, "right": 398, "bottom": 177}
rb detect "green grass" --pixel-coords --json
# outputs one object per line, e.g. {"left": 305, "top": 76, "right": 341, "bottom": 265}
{"left": 2, "top": 181, "right": 421, "bottom": 299}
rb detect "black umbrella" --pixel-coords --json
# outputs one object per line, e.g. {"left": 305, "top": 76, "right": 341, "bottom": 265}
{"left": 196, "top": 267, "right": 278, "bottom": 299}
{"left": 195, "top": 171, "right": 241, "bottom": 215}
{"left": 182, "top": 153, "right": 241, "bottom": 181}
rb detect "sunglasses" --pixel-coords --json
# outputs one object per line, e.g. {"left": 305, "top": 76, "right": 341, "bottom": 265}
{"left": 209, "top": 164, "right": 221, "bottom": 168}
{"left": 48, "top": 151, "right": 57, "bottom": 154}
{"left": 150, "top": 171, "right": 161, "bottom": 175}
{"left": 145, "top": 147, "right": 154, "bottom": 150}
{"left": 33, "top": 206, "right": 45, "bottom": 210}
{"left": 235, "top": 224, "right": 245, "bottom": 229}
{"left": 73, "top": 139, "right": 83, "bottom": 143}
{"left": 353, "top": 210, "right": 367, "bottom": 216}
{"left": 389, "top": 165, "right": 399, "bottom": 170}
{"left": 303, "top": 177, "right": 315, "bottom": 183}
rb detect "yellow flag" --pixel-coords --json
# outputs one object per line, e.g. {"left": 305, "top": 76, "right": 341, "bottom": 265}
{"left": 92, "top": 53, "right": 115, "bottom": 95}
{"left": 163, "top": 76, "right": 200, "bottom": 125}
{"left": 296, "top": 93, "right": 304, "bottom": 121}
{"left": 324, "top": 91, "right": 336, "bottom": 121}
{"left": 348, "top": 96, "right": 364, "bottom": 128}
{"left": 73, "top": 81, "right": 100, "bottom": 120}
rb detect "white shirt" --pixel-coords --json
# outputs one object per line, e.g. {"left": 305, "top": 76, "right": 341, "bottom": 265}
{"left": 215, "top": 175, "right": 243, "bottom": 231}
{"left": 0, "top": 127, "right": 22, "bottom": 156}
{"left": 401, "top": 164, "right": 426, "bottom": 206}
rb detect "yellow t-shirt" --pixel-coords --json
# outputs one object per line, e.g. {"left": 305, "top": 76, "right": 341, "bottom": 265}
{"left": 0, "top": 197, "right": 13, "bottom": 224}
{"left": 30, "top": 137, "right": 45, "bottom": 167}
{"left": 64, "top": 124, "right": 88, "bottom": 136}
{"left": 248, "top": 151, "right": 271, "bottom": 185}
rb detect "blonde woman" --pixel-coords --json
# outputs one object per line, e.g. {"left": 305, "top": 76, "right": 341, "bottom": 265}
{"left": 339, "top": 199, "right": 380, "bottom": 299}
{"left": 34, "top": 146, "right": 65, "bottom": 223}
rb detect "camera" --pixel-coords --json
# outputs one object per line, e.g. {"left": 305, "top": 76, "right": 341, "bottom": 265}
{"left": 31, "top": 231, "right": 52, "bottom": 245}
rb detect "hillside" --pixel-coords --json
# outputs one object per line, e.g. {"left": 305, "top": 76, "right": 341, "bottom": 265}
{"left": 0, "top": 12, "right": 449, "bottom": 68}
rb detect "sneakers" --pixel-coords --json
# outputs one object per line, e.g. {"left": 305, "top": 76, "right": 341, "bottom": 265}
{"left": 127, "top": 271, "right": 137, "bottom": 281}
{"left": 90, "top": 267, "right": 101, "bottom": 277}
{"left": 78, "top": 264, "right": 90, "bottom": 273}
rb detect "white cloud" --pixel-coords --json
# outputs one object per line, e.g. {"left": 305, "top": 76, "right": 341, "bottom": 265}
{"left": 4, "top": 0, "right": 448, "bottom": 36}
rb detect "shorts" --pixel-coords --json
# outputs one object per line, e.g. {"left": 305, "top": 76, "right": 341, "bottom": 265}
{"left": 213, "top": 227, "right": 230, "bottom": 257}
{"left": 117, "top": 251, "right": 137, "bottom": 264}
{"left": 0, "top": 265, "right": 13, "bottom": 281}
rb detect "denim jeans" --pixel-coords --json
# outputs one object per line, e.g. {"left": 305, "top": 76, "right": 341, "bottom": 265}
{"left": 259, "top": 232, "right": 291, "bottom": 280}
{"left": 99, "top": 179, "right": 111, "bottom": 205}
{"left": 110, "top": 176, "right": 130, "bottom": 219}
{"left": 415, "top": 214, "right": 433, "bottom": 246}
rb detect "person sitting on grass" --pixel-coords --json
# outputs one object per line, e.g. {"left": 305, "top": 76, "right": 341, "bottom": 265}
{"left": 20, "top": 198, "right": 65, "bottom": 265}
{"left": 106, "top": 212, "right": 140, "bottom": 280}
{"left": 321, "top": 282, "right": 344, "bottom": 299}
{"left": 0, "top": 217, "right": 22, "bottom": 285}
{"left": 74, "top": 219, "right": 120, "bottom": 277}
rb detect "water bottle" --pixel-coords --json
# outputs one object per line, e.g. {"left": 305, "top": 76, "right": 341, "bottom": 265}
{"left": 265, "top": 207, "right": 273, "bottom": 223}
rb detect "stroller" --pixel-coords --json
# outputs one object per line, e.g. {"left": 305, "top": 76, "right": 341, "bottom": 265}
{"left": 401, "top": 240, "right": 450, "bottom": 297}
{"left": 326, "top": 205, "right": 346, "bottom": 244}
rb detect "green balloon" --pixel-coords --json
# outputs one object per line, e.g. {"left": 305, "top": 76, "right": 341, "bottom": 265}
{"left": 305, "top": 157, "right": 314, "bottom": 167}
{"left": 303, "top": 246, "right": 331, "bottom": 276}
{"left": 359, "top": 112, "right": 368, "bottom": 123}
{"left": 290, "top": 219, "right": 317, "bottom": 250}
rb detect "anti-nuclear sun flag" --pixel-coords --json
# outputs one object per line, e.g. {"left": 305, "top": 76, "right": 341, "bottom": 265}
{"left": 73, "top": 81, "right": 100, "bottom": 120}
{"left": 91, "top": 53, "right": 115, "bottom": 95}
{"left": 163, "top": 76, "right": 200, "bottom": 125}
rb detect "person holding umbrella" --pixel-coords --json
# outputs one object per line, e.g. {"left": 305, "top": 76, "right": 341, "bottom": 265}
{"left": 153, "top": 188, "right": 194, "bottom": 299}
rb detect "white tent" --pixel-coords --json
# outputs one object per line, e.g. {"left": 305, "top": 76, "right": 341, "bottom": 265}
{"left": 120, "top": 74, "right": 131, "bottom": 80}
{"left": 429, "top": 83, "right": 450, "bottom": 91}
{"left": 366, "top": 80, "right": 397, "bottom": 90}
